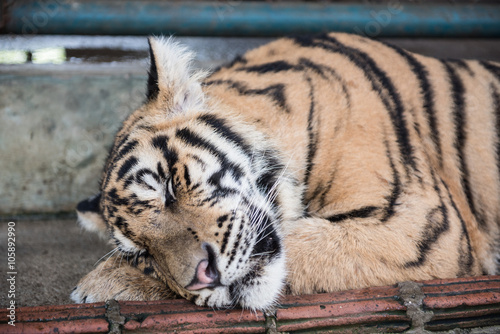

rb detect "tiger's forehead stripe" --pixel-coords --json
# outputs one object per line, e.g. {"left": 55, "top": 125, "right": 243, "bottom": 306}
{"left": 196, "top": 113, "right": 254, "bottom": 159}
{"left": 117, "top": 156, "right": 139, "bottom": 181}
{"left": 175, "top": 127, "right": 245, "bottom": 180}
{"left": 151, "top": 134, "right": 178, "bottom": 172}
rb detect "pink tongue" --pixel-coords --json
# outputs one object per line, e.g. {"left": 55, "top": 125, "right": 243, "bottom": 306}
{"left": 186, "top": 260, "right": 213, "bottom": 291}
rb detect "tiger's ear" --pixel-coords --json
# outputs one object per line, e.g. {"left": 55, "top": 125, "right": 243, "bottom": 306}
{"left": 76, "top": 193, "right": 108, "bottom": 239}
{"left": 147, "top": 36, "right": 208, "bottom": 113}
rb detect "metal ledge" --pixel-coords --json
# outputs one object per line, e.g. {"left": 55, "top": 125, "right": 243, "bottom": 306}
{"left": 1, "top": 276, "right": 499, "bottom": 333}
{"left": 2, "top": 1, "right": 500, "bottom": 37}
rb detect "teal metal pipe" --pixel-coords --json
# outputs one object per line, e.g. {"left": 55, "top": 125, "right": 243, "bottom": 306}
{"left": 3, "top": 1, "right": 500, "bottom": 37}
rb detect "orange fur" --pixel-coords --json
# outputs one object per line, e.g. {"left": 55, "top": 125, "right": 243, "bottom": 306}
{"left": 73, "top": 33, "right": 500, "bottom": 310}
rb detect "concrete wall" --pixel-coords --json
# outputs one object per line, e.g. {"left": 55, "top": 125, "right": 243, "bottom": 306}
{"left": 0, "top": 69, "right": 144, "bottom": 215}
{"left": 1, "top": 36, "right": 499, "bottom": 216}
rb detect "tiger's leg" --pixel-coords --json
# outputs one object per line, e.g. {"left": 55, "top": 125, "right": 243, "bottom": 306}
{"left": 283, "top": 175, "right": 483, "bottom": 295}
{"left": 71, "top": 254, "right": 176, "bottom": 303}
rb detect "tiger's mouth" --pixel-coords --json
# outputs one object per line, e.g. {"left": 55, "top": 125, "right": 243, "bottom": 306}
{"left": 183, "top": 232, "right": 285, "bottom": 310}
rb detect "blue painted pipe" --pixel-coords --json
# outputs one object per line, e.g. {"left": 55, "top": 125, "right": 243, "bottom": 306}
{"left": 3, "top": 1, "right": 500, "bottom": 37}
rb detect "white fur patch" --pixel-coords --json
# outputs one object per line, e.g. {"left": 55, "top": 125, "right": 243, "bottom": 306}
{"left": 243, "top": 253, "right": 286, "bottom": 311}
{"left": 113, "top": 229, "right": 141, "bottom": 254}
{"left": 76, "top": 211, "right": 108, "bottom": 239}
{"left": 149, "top": 36, "right": 209, "bottom": 113}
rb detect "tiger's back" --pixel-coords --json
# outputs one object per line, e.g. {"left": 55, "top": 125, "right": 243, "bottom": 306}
{"left": 206, "top": 33, "right": 500, "bottom": 280}
{"left": 72, "top": 33, "right": 500, "bottom": 309}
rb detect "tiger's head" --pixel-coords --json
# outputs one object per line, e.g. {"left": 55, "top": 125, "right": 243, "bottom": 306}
{"left": 76, "top": 37, "right": 302, "bottom": 311}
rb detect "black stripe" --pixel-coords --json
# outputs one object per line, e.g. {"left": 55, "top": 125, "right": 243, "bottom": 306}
{"left": 176, "top": 127, "right": 244, "bottom": 180}
{"left": 111, "top": 117, "right": 145, "bottom": 168}
{"left": 298, "top": 58, "right": 328, "bottom": 79}
{"left": 197, "top": 114, "right": 253, "bottom": 158}
{"left": 492, "top": 85, "right": 500, "bottom": 204}
{"left": 443, "top": 61, "right": 485, "bottom": 228}
{"left": 442, "top": 182, "right": 474, "bottom": 275}
{"left": 293, "top": 34, "right": 417, "bottom": 176}
{"left": 251, "top": 85, "right": 289, "bottom": 113}
{"left": 254, "top": 152, "right": 283, "bottom": 211}
{"left": 447, "top": 59, "right": 475, "bottom": 77}
{"left": 183, "top": 165, "right": 191, "bottom": 187}
{"left": 256, "top": 167, "right": 279, "bottom": 195}
{"left": 217, "top": 214, "right": 229, "bottom": 228}
{"left": 480, "top": 61, "right": 500, "bottom": 82}
{"left": 205, "top": 186, "right": 241, "bottom": 207}
{"left": 238, "top": 58, "right": 331, "bottom": 82}
{"left": 481, "top": 64, "right": 500, "bottom": 207}
{"left": 129, "top": 197, "right": 154, "bottom": 215}
{"left": 326, "top": 206, "right": 378, "bottom": 223}
{"left": 116, "top": 140, "right": 139, "bottom": 160}
{"left": 147, "top": 39, "right": 160, "bottom": 101}
{"left": 151, "top": 135, "right": 178, "bottom": 171}
{"left": 106, "top": 188, "right": 129, "bottom": 207}
{"left": 157, "top": 161, "right": 166, "bottom": 180}
{"left": 298, "top": 58, "right": 352, "bottom": 107}
{"left": 237, "top": 57, "right": 352, "bottom": 107}
{"left": 317, "top": 178, "right": 334, "bottom": 212}
{"left": 135, "top": 168, "right": 160, "bottom": 191}
{"left": 382, "top": 137, "right": 402, "bottom": 222}
{"left": 205, "top": 79, "right": 290, "bottom": 113}
{"left": 237, "top": 60, "right": 295, "bottom": 73}
{"left": 123, "top": 174, "right": 135, "bottom": 189}
{"left": 303, "top": 75, "right": 318, "bottom": 192}
{"left": 226, "top": 220, "right": 246, "bottom": 267}
{"left": 220, "top": 223, "right": 233, "bottom": 255}
{"left": 385, "top": 44, "right": 443, "bottom": 167}
{"left": 117, "top": 156, "right": 138, "bottom": 180}
{"left": 114, "top": 216, "right": 129, "bottom": 233}
{"left": 210, "top": 54, "right": 247, "bottom": 74}
{"left": 76, "top": 193, "right": 101, "bottom": 213}
{"left": 404, "top": 205, "right": 449, "bottom": 268}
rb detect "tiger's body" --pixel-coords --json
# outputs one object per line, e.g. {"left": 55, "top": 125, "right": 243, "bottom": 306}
{"left": 72, "top": 33, "right": 500, "bottom": 311}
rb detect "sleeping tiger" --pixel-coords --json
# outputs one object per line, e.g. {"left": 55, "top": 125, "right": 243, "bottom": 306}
{"left": 71, "top": 33, "right": 500, "bottom": 311}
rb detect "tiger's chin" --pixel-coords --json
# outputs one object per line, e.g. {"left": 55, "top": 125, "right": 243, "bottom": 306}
{"left": 189, "top": 251, "right": 287, "bottom": 311}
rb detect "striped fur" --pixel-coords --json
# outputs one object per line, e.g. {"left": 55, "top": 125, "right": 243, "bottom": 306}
{"left": 72, "top": 33, "right": 500, "bottom": 310}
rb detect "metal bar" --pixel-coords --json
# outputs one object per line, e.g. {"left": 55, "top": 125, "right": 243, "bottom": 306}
{"left": 2, "top": 1, "right": 500, "bottom": 37}
{"left": 1, "top": 276, "right": 500, "bottom": 333}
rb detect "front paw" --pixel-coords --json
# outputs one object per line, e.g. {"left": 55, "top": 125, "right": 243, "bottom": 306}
{"left": 71, "top": 258, "right": 176, "bottom": 303}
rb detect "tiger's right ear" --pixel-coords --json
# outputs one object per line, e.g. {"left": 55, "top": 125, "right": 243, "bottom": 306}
{"left": 76, "top": 193, "right": 108, "bottom": 239}
{"left": 146, "top": 36, "right": 208, "bottom": 114}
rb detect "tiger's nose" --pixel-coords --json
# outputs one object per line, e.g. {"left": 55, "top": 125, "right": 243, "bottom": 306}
{"left": 185, "top": 244, "right": 220, "bottom": 290}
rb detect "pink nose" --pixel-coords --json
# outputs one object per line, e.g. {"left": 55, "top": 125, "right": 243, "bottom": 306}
{"left": 185, "top": 258, "right": 220, "bottom": 291}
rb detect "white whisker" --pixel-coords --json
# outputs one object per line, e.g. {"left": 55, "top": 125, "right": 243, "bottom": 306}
{"left": 94, "top": 247, "right": 119, "bottom": 266}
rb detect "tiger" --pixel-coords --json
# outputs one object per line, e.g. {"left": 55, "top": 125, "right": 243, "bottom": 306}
{"left": 71, "top": 32, "right": 500, "bottom": 311}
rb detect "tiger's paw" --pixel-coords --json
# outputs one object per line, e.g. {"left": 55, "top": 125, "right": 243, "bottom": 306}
{"left": 71, "top": 257, "right": 176, "bottom": 303}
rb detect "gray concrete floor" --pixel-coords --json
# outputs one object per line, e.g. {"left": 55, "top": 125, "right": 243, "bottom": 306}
{"left": 0, "top": 219, "right": 110, "bottom": 307}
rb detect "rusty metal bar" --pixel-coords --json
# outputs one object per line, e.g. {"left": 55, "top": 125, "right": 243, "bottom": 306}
{"left": 1, "top": 276, "right": 500, "bottom": 333}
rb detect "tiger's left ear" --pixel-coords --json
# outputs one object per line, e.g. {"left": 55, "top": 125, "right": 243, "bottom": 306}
{"left": 76, "top": 193, "right": 108, "bottom": 239}
{"left": 147, "top": 36, "right": 208, "bottom": 113}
